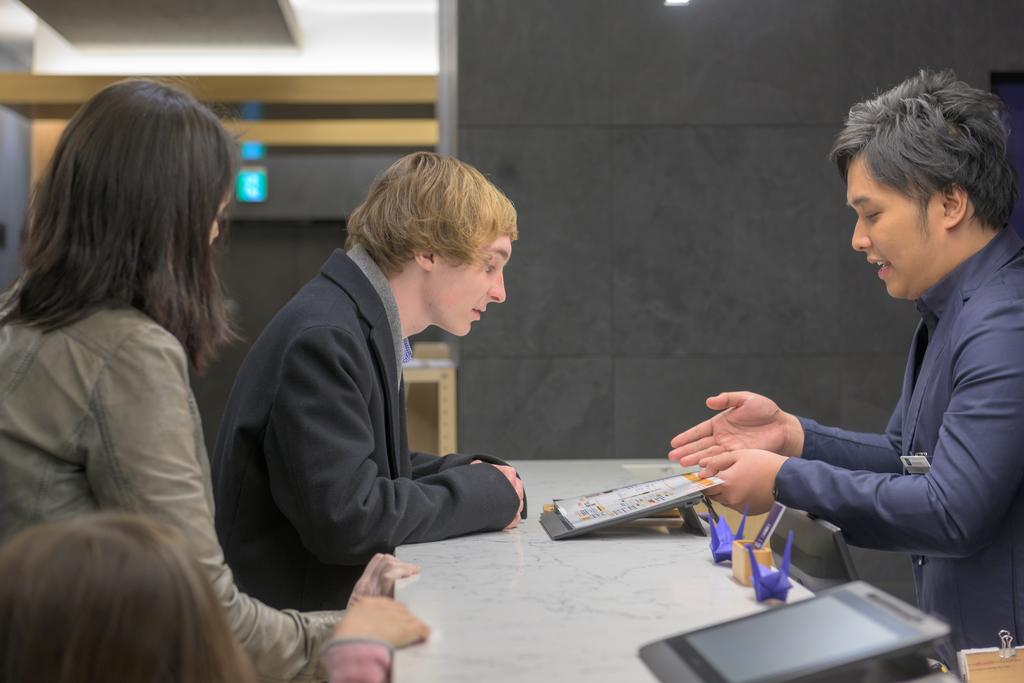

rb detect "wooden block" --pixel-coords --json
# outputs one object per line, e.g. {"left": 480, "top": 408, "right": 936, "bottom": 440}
{"left": 959, "top": 645, "right": 1024, "bottom": 682}
{"left": 731, "top": 539, "right": 774, "bottom": 586}
{"left": 404, "top": 366, "right": 457, "bottom": 455}
{"left": 412, "top": 341, "right": 451, "bottom": 359}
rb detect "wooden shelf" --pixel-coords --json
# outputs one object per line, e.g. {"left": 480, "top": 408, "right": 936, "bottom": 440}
{"left": 0, "top": 74, "right": 437, "bottom": 106}
{"left": 226, "top": 119, "right": 437, "bottom": 146}
{"left": 404, "top": 366, "right": 457, "bottom": 456}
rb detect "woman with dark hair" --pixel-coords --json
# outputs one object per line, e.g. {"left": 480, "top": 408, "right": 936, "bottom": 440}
{"left": 0, "top": 79, "right": 427, "bottom": 682}
{"left": 3, "top": 78, "right": 236, "bottom": 371}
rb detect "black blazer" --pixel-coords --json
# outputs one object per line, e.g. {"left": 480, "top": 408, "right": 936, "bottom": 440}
{"left": 212, "top": 250, "right": 521, "bottom": 611}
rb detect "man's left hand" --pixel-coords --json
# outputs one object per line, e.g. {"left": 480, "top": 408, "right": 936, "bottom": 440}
{"left": 698, "top": 449, "right": 786, "bottom": 515}
{"left": 471, "top": 459, "right": 524, "bottom": 529}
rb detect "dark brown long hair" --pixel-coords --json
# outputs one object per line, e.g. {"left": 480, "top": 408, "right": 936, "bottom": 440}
{"left": 1, "top": 79, "right": 238, "bottom": 372}
{"left": 0, "top": 512, "right": 257, "bottom": 683}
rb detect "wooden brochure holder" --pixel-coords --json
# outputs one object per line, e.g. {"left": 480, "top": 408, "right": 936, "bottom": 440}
{"left": 731, "top": 539, "right": 774, "bottom": 586}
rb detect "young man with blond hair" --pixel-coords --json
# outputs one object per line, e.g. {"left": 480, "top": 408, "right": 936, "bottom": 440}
{"left": 212, "top": 152, "right": 525, "bottom": 611}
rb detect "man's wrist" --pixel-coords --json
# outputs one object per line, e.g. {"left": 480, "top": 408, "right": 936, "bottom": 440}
{"left": 782, "top": 412, "right": 805, "bottom": 459}
{"left": 770, "top": 457, "right": 788, "bottom": 502}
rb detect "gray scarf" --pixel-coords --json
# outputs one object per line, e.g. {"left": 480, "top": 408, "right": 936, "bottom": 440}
{"left": 347, "top": 245, "right": 405, "bottom": 388}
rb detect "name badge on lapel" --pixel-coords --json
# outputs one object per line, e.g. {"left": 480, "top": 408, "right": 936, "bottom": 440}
{"left": 900, "top": 452, "right": 931, "bottom": 475}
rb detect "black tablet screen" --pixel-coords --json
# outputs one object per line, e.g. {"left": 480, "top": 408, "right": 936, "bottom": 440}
{"left": 675, "top": 593, "right": 912, "bottom": 683}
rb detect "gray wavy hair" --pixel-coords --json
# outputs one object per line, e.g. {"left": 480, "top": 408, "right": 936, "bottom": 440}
{"left": 831, "top": 69, "right": 1018, "bottom": 229}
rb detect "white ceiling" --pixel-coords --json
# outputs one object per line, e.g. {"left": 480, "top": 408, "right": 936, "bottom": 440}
{"left": 0, "top": 0, "right": 439, "bottom": 75}
{"left": 0, "top": 0, "right": 35, "bottom": 66}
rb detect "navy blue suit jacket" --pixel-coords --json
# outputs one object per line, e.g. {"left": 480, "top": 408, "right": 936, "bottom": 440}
{"left": 775, "top": 227, "right": 1024, "bottom": 658}
{"left": 212, "top": 250, "right": 521, "bottom": 611}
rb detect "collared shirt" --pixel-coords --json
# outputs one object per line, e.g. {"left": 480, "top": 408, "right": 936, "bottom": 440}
{"left": 775, "top": 227, "right": 1024, "bottom": 659}
{"left": 347, "top": 245, "right": 409, "bottom": 387}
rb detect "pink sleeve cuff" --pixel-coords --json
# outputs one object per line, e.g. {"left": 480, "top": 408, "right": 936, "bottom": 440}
{"left": 323, "top": 640, "right": 392, "bottom": 683}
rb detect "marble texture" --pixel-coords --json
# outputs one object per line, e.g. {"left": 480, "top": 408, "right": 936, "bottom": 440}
{"left": 395, "top": 460, "right": 811, "bottom": 682}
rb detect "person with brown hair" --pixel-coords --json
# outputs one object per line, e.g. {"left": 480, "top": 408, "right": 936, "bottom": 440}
{"left": 0, "top": 513, "right": 429, "bottom": 683}
{"left": 213, "top": 151, "right": 526, "bottom": 612}
{"left": 0, "top": 513, "right": 259, "bottom": 683}
{"left": 0, "top": 78, "right": 425, "bottom": 682}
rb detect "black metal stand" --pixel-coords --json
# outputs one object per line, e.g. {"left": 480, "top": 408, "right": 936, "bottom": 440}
{"left": 679, "top": 503, "right": 707, "bottom": 537}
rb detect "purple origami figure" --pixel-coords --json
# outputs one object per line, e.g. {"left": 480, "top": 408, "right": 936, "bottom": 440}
{"left": 747, "top": 530, "right": 794, "bottom": 603}
{"left": 708, "top": 505, "right": 748, "bottom": 564}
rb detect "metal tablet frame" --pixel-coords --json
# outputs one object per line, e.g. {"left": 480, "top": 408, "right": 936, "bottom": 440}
{"left": 769, "top": 509, "right": 858, "bottom": 592}
{"left": 639, "top": 580, "right": 949, "bottom": 683}
{"left": 540, "top": 492, "right": 706, "bottom": 540}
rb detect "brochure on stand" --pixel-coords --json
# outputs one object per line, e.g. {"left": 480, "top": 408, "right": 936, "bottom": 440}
{"left": 541, "top": 472, "right": 723, "bottom": 540}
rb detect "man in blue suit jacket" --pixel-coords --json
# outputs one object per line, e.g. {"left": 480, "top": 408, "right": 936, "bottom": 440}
{"left": 213, "top": 153, "right": 525, "bottom": 611}
{"left": 669, "top": 70, "right": 1024, "bottom": 663}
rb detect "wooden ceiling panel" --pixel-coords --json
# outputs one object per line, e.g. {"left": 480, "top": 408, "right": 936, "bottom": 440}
{"left": 0, "top": 74, "right": 437, "bottom": 107}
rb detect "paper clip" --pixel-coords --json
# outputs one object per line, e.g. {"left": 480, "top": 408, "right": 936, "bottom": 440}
{"left": 747, "top": 529, "right": 794, "bottom": 603}
{"left": 999, "top": 629, "right": 1016, "bottom": 659}
{"left": 708, "top": 504, "right": 747, "bottom": 564}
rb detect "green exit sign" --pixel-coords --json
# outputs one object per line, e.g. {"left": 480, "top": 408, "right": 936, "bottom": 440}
{"left": 236, "top": 166, "right": 268, "bottom": 203}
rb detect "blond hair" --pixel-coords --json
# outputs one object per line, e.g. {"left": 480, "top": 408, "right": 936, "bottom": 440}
{"left": 345, "top": 152, "right": 517, "bottom": 276}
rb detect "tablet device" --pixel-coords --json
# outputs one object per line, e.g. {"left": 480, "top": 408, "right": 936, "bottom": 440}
{"left": 639, "top": 581, "right": 949, "bottom": 683}
{"left": 540, "top": 472, "right": 722, "bottom": 540}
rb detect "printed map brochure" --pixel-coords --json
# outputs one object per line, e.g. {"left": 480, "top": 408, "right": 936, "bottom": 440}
{"left": 554, "top": 473, "right": 724, "bottom": 530}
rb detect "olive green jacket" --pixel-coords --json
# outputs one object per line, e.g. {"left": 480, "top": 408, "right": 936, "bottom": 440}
{"left": 0, "top": 307, "right": 337, "bottom": 682}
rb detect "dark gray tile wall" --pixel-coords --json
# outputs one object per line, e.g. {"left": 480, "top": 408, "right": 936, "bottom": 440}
{"left": 609, "top": 0, "right": 847, "bottom": 125}
{"left": 459, "top": 126, "right": 612, "bottom": 357}
{"left": 614, "top": 356, "right": 844, "bottom": 463}
{"left": 0, "top": 52, "right": 29, "bottom": 290}
{"left": 0, "top": 106, "right": 28, "bottom": 290}
{"left": 836, "top": 2, "right": 995, "bottom": 102}
{"left": 991, "top": 3, "right": 1024, "bottom": 73}
{"left": 610, "top": 126, "right": 846, "bottom": 356}
{"left": 231, "top": 152, "right": 405, "bottom": 221}
{"left": 456, "top": 0, "right": 1018, "bottom": 459}
{"left": 458, "top": 0, "right": 611, "bottom": 126}
{"left": 459, "top": 357, "right": 614, "bottom": 461}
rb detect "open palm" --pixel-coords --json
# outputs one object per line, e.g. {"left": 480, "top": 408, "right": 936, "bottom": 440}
{"left": 668, "top": 392, "right": 796, "bottom": 465}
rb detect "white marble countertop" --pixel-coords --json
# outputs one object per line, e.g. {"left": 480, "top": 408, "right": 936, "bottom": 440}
{"left": 395, "top": 460, "right": 812, "bottom": 682}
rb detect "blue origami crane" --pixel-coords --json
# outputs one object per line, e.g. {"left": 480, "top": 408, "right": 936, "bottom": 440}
{"left": 708, "top": 505, "right": 748, "bottom": 564}
{"left": 747, "top": 529, "right": 794, "bottom": 603}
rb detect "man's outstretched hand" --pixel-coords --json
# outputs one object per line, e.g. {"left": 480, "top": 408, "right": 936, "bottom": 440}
{"left": 668, "top": 391, "right": 804, "bottom": 466}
